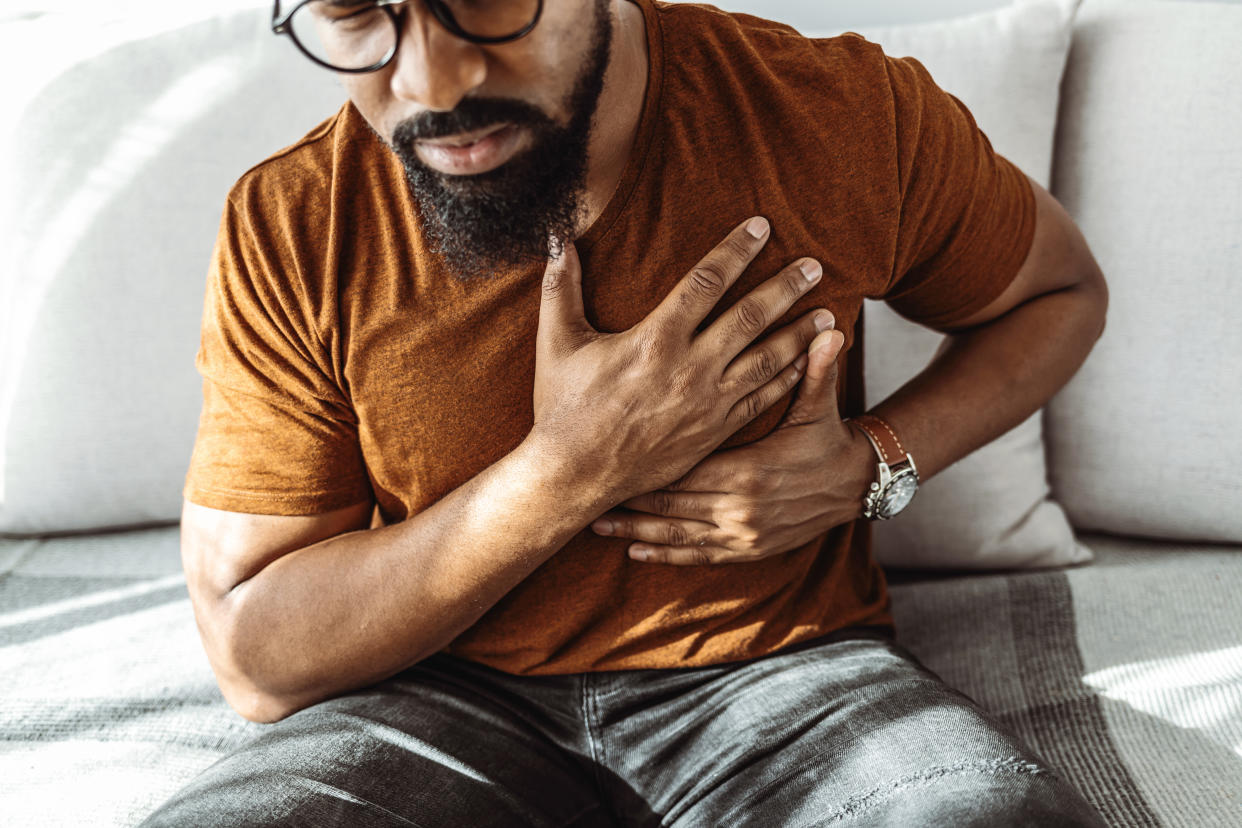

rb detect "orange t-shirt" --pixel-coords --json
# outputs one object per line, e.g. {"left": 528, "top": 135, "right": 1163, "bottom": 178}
{"left": 184, "top": 0, "right": 1035, "bottom": 675}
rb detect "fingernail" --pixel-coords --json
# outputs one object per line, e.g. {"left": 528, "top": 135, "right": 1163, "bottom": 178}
{"left": 812, "top": 330, "right": 843, "bottom": 356}
{"left": 630, "top": 545, "right": 651, "bottom": 560}
{"left": 814, "top": 310, "right": 835, "bottom": 332}
{"left": 800, "top": 260, "right": 822, "bottom": 283}
{"left": 745, "top": 216, "right": 769, "bottom": 239}
{"left": 592, "top": 519, "right": 613, "bottom": 535}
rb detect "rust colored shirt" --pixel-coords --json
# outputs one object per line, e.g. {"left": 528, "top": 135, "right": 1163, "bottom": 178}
{"left": 185, "top": 0, "right": 1036, "bottom": 675}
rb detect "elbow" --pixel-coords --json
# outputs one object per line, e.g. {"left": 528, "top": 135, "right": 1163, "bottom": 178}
{"left": 196, "top": 593, "right": 307, "bottom": 724}
{"left": 213, "top": 639, "right": 316, "bottom": 724}
{"left": 220, "top": 680, "right": 297, "bottom": 724}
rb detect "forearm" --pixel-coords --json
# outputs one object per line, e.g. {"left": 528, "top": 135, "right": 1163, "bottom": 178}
{"left": 219, "top": 436, "right": 612, "bottom": 722}
{"left": 869, "top": 278, "right": 1107, "bottom": 484}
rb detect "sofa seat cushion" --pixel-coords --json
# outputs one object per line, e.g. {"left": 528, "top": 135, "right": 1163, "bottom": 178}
{"left": 0, "top": 526, "right": 265, "bottom": 827}
{"left": 889, "top": 532, "right": 1242, "bottom": 827}
{"left": 1, "top": 526, "right": 1239, "bottom": 826}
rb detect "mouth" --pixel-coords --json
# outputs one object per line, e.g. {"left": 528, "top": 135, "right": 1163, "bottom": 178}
{"left": 414, "top": 123, "right": 525, "bottom": 176}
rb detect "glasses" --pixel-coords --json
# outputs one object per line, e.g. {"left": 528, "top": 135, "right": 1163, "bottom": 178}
{"left": 272, "top": 0, "right": 544, "bottom": 74}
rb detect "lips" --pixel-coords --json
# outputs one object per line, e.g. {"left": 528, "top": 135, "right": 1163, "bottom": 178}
{"left": 414, "top": 123, "right": 525, "bottom": 176}
{"left": 418, "top": 122, "right": 511, "bottom": 149}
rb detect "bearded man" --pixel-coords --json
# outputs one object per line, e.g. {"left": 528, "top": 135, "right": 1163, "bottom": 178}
{"left": 142, "top": 0, "right": 1111, "bottom": 824}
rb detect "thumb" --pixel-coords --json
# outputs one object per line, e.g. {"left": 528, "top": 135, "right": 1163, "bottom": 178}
{"left": 537, "top": 238, "right": 594, "bottom": 353}
{"left": 778, "top": 329, "right": 845, "bottom": 428}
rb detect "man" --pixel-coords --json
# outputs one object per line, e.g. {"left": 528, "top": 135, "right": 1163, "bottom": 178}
{"left": 143, "top": 0, "right": 1110, "bottom": 824}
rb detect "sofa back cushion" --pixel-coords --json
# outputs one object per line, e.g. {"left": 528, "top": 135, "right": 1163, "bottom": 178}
{"left": 0, "top": 7, "right": 343, "bottom": 534}
{"left": 1046, "top": 0, "right": 1242, "bottom": 542}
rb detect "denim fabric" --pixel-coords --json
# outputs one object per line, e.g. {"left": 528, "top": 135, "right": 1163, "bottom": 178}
{"left": 141, "top": 627, "right": 1108, "bottom": 826}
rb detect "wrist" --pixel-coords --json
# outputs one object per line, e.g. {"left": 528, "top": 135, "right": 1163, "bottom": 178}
{"left": 842, "top": 421, "right": 875, "bottom": 522}
{"left": 517, "top": 429, "right": 621, "bottom": 516}
{"left": 847, "top": 414, "right": 921, "bottom": 521}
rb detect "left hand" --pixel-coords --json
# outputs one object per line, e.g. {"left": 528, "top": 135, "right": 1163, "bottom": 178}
{"left": 591, "top": 326, "right": 874, "bottom": 565}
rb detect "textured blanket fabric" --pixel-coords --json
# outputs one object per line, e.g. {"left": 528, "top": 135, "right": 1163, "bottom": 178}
{"left": 1, "top": 527, "right": 1239, "bottom": 826}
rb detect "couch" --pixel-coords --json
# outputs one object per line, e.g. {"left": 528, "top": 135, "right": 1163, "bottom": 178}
{"left": 1, "top": 0, "right": 1239, "bottom": 825}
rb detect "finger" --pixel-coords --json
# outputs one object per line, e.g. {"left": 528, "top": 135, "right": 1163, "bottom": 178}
{"left": 537, "top": 239, "right": 593, "bottom": 355}
{"left": 664, "top": 458, "right": 732, "bottom": 493}
{"left": 628, "top": 544, "right": 726, "bottom": 566}
{"left": 611, "top": 490, "right": 717, "bottom": 521}
{"left": 779, "top": 328, "right": 846, "bottom": 428}
{"left": 725, "top": 351, "right": 808, "bottom": 429}
{"left": 592, "top": 510, "right": 717, "bottom": 548}
{"left": 647, "top": 216, "right": 771, "bottom": 337}
{"left": 697, "top": 257, "right": 823, "bottom": 367}
{"left": 722, "top": 307, "right": 834, "bottom": 395}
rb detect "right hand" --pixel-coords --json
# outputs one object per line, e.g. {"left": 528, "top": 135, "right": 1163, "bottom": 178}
{"left": 531, "top": 216, "right": 834, "bottom": 504}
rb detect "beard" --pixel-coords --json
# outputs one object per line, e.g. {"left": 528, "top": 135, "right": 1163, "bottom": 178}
{"left": 388, "top": 1, "right": 614, "bottom": 280}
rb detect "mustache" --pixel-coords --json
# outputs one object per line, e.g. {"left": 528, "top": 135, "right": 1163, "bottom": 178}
{"left": 391, "top": 97, "right": 553, "bottom": 145}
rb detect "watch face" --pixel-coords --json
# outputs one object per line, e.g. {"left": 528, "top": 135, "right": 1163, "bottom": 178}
{"left": 879, "top": 472, "right": 918, "bottom": 518}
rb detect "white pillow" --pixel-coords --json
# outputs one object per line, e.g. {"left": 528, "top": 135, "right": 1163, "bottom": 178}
{"left": 1046, "top": 0, "right": 1242, "bottom": 542}
{"left": 0, "top": 6, "right": 343, "bottom": 534}
{"left": 842, "top": 0, "right": 1092, "bottom": 570}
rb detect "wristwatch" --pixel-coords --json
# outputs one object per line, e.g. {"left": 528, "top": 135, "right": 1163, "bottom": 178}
{"left": 849, "top": 413, "right": 920, "bottom": 521}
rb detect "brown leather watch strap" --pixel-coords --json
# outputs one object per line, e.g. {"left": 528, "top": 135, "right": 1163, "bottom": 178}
{"left": 849, "top": 413, "right": 908, "bottom": 466}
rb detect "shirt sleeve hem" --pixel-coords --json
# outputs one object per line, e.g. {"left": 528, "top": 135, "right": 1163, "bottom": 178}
{"left": 886, "top": 157, "right": 1038, "bottom": 333}
{"left": 182, "top": 482, "right": 373, "bottom": 516}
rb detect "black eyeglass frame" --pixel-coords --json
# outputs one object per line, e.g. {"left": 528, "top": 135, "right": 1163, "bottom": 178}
{"left": 272, "top": 0, "right": 545, "bottom": 74}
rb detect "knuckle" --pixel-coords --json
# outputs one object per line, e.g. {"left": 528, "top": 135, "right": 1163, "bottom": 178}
{"left": 687, "top": 263, "right": 728, "bottom": 299}
{"left": 731, "top": 505, "right": 757, "bottom": 526}
{"left": 783, "top": 271, "right": 808, "bottom": 302}
{"left": 738, "top": 468, "right": 768, "bottom": 493}
{"left": 653, "top": 491, "right": 675, "bottom": 516}
{"left": 747, "top": 348, "right": 777, "bottom": 385}
{"left": 733, "top": 298, "right": 767, "bottom": 337}
{"left": 691, "top": 547, "right": 713, "bottom": 566}
{"left": 741, "top": 391, "right": 765, "bottom": 421}
{"left": 667, "top": 365, "right": 694, "bottom": 395}
{"left": 541, "top": 268, "right": 563, "bottom": 298}
{"left": 665, "top": 523, "right": 690, "bottom": 547}
{"left": 734, "top": 470, "right": 755, "bottom": 492}
{"left": 722, "top": 233, "right": 754, "bottom": 263}
{"left": 635, "top": 332, "right": 670, "bottom": 365}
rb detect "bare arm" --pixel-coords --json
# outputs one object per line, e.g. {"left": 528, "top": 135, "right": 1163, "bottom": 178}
{"left": 182, "top": 439, "right": 609, "bottom": 724}
{"left": 869, "top": 175, "right": 1108, "bottom": 483}
{"left": 184, "top": 218, "right": 833, "bottom": 723}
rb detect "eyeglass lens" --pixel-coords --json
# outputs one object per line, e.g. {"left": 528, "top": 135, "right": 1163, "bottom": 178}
{"left": 290, "top": 0, "right": 540, "bottom": 72}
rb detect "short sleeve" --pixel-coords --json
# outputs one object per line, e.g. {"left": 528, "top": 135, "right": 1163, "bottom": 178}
{"left": 183, "top": 195, "right": 372, "bottom": 515}
{"left": 877, "top": 54, "right": 1037, "bottom": 331}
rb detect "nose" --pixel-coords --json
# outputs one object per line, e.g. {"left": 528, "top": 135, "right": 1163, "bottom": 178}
{"left": 388, "top": 2, "right": 488, "bottom": 111}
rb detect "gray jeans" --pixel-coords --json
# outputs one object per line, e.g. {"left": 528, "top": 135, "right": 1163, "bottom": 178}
{"left": 140, "top": 627, "right": 1108, "bottom": 826}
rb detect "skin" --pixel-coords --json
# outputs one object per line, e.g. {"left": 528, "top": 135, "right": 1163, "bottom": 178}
{"left": 181, "top": 0, "right": 1108, "bottom": 722}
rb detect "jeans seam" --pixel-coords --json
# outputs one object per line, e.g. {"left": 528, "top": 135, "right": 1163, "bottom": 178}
{"left": 580, "top": 674, "right": 610, "bottom": 807}
{"left": 794, "top": 756, "right": 1047, "bottom": 827}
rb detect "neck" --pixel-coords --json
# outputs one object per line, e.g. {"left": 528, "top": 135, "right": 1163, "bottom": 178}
{"left": 579, "top": 0, "right": 649, "bottom": 235}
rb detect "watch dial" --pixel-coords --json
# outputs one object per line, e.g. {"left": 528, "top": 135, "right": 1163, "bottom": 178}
{"left": 880, "top": 474, "right": 918, "bottom": 518}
